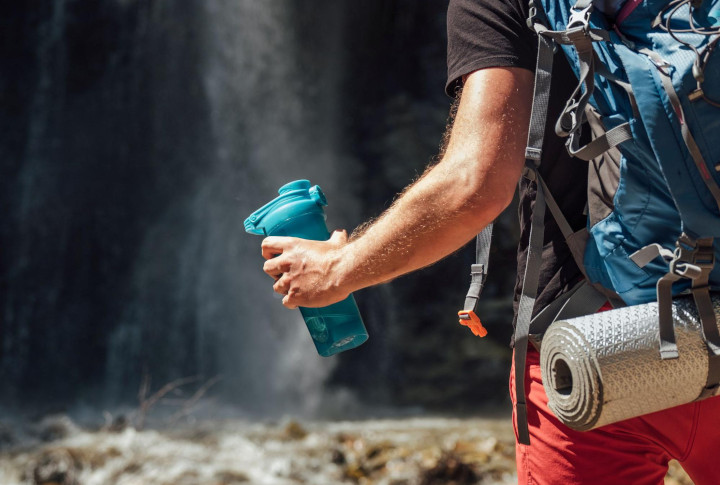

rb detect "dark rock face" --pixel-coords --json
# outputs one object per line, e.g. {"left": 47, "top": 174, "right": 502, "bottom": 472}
{"left": 0, "top": 0, "right": 517, "bottom": 414}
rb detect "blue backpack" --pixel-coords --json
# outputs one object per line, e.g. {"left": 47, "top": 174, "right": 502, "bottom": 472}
{"left": 461, "top": 0, "right": 720, "bottom": 444}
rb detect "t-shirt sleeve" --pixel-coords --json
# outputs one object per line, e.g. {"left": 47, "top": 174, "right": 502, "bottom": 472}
{"left": 446, "top": 0, "right": 537, "bottom": 96}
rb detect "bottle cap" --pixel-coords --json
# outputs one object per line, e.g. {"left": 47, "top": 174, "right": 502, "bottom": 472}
{"left": 244, "top": 180, "right": 327, "bottom": 236}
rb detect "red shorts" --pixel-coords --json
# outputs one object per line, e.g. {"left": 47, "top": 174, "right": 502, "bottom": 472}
{"left": 510, "top": 346, "right": 720, "bottom": 485}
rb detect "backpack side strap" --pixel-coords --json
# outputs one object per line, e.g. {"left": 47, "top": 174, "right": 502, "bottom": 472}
{"left": 512, "top": 28, "right": 559, "bottom": 446}
{"left": 632, "top": 234, "right": 720, "bottom": 398}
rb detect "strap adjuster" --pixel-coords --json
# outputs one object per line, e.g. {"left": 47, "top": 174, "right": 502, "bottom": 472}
{"left": 458, "top": 310, "right": 488, "bottom": 338}
{"left": 567, "top": 4, "right": 592, "bottom": 31}
{"left": 669, "top": 234, "right": 715, "bottom": 280}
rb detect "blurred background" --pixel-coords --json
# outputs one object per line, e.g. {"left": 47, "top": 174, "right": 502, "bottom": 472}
{"left": 1, "top": 0, "right": 520, "bottom": 418}
{"left": 0, "top": 1, "right": 527, "bottom": 483}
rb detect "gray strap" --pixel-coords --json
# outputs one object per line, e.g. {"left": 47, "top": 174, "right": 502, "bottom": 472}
{"left": 536, "top": 174, "right": 587, "bottom": 275}
{"left": 554, "top": 280, "right": 609, "bottom": 321}
{"left": 634, "top": 242, "right": 682, "bottom": 359}
{"left": 694, "top": 285, "right": 720, "bottom": 399}
{"left": 527, "top": 280, "right": 607, "bottom": 339}
{"left": 637, "top": 236, "right": 719, "bottom": 365}
{"left": 525, "top": 34, "right": 556, "bottom": 161}
{"left": 528, "top": 280, "right": 587, "bottom": 335}
{"left": 630, "top": 243, "right": 674, "bottom": 268}
{"left": 559, "top": 35, "right": 596, "bottom": 154}
{"left": 642, "top": 48, "right": 720, "bottom": 216}
{"left": 463, "top": 224, "right": 494, "bottom": 313}
{"left": 539, "top": 27, "right": 609, "bottom": 44}
{"left": 514, "top": 31, "right": 558, "bottom": 446}
{"left": 515, "top": 163, "right": 547, "bottom": 446}
{"left": 568, "top": 122, "right": 633, "bottom": 161}
{"left": 689, "top": 238, "right": 720, "bottom": 400}
{"left": 656, "top": 272, "right": 681, "bottom": 359}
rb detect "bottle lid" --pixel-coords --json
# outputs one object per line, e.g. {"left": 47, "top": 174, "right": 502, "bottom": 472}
{"left": 244, "top": 180, "right": 327, "bottom": 236}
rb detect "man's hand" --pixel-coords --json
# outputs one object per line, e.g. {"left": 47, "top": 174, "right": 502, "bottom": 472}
{"left": 262, "top": 230, "right": 352, "bottom": 309}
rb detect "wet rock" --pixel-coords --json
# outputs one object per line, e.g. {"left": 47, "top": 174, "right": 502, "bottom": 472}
{"left": 330, "top": 448, "right": 346, "bottom": 465}
{"left": 107, "top": 414, "right": 129, "bottom": 433}
{"left": 343, "top": 462, "right": 368, "bottom": 482}
{"left": 282, "top": 420, "right": 308, "bottom": 441}
{"left": 30, "top": 449, "right": 79, "bottom": 485}
{"left": 214, "top": 470, "right": 250, "bottom": 484}
{"left": 363, "top": 441, "right": 397, "bottom": 472}
{"left": 419, "top": 453, "right": 478, "bottom": 485}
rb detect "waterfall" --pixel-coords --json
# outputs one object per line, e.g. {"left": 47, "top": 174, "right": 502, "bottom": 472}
{"left": 103, "top": 0, "right": 361, "bottom": 417}
{"left": 1, "top": 0, "right": 362, "bottom": 418}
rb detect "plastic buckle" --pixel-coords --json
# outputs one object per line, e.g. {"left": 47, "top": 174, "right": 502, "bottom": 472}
{"left": 526, "top": 0, "right": 537, "bottom": 30}
{"left": 567, "top": 4, "right": 592, "bottom": 31}
{"left": 458, "top": 310, "right": 488, "bottom": 338}
{"left": 669, "top": 234, "right": 715, "bottom": 280}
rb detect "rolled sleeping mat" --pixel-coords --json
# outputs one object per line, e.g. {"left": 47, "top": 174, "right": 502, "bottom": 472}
{"left": 540, "top": 294, "right": 720, "bottom": 431}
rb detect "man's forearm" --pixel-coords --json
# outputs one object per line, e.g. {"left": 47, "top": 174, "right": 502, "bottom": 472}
{"left": 261, "top": 67, "right": 533, "bottom": 309}
{"left": 334, "top": 67, "right": 533, "bottom": 293}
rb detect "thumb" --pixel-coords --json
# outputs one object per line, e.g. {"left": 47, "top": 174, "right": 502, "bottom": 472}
{"left": 329, "top": 229, "right": 348, "bottom": 245}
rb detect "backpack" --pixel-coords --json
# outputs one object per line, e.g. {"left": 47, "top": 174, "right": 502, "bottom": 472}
{"left": 460, "top": 0, "right": 720, "bottom": 445}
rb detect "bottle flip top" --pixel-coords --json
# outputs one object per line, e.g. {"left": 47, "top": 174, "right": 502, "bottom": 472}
{"left": 244, "top": 180, "right": 328, "bottom": 237}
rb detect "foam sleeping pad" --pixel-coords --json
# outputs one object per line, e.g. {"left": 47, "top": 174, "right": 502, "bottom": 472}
{"left": 540, "top": 294, "right": 720, "bottom": 431}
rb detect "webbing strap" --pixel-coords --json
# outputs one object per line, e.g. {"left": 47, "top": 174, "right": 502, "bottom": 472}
{"left": 656, "top": 272, "right": 682, "bottom": 359}
{"left": 536, "top": 174, "right": 586, "bottom": 274}
{"left": 569, "top": 122, "right": 633, "bottom": 161}
{"left": 463, "top": 224, "right": 494, "bottom": 313}
{"left": 528, "top": 280, "right": 586, "bottom": 336}
{"left": 527, "top": 280, "right": 608, "bottom": 342}
{"left": 538, "top": 27, "right": 609, "bottom": 44}
{"left": 694, "top": 284, "right": 720, "bottom": 399}
{"left": 554, "top": 280, "right": 609, "bottom": 322}
{"left": 642, "top": 48, "right": 720, "bottom": 216}
{"left": 515, "top": 163, "right": 547, "bottom": 446}
{"left": 526, "top": 34, "right": 556, "bottom": 161}
{"left": 689, "top": 238, "right": 720, "bottom": 400}
{"left": 559, "top": 35, "right": 596, "bottom": 152}
{"left": 514, "top": 31, "right": 557, "bottom": 445}
{"left": 634, "top": 236, "right": 720, "bottom": 379}
{"left": 630, "top": 243, "right": 681, "bottom": 358}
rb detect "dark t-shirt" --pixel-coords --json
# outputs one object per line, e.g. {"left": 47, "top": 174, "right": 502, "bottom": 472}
{"left": 446, "top": 0, "right": 588, "bottom": 344}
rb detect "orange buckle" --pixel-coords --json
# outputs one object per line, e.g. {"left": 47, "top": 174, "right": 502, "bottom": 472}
{"left": 458, "top": 310, "right": 488, "bottom": 338}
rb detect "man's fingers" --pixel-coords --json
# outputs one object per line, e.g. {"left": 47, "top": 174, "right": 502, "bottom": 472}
{"left": 263, "top": 257, "right": 290, "bottom": 279}
{"left": 273, "top": 276, "right": 290, "bottom": 296}
{"left": 261, "top": 236, "right": 294, "bottom": 260}
{"left": 282, "top": 293, "right": 299, "bottom": 310}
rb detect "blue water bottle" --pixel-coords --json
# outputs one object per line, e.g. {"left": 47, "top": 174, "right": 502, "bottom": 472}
{"left": 244, "top": 180, "right": 369, "bottom": 356}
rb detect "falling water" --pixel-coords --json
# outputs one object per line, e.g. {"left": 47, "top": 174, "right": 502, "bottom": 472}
{"left": 103, "top": 0, "right": 362, "bottom": 416}
{"left": 0, "top": 0, "right": 362, "bottom": 418}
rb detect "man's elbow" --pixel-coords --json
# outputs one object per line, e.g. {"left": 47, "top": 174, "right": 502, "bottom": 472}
{"left": 438, "top": 166, "right": 516, "bottom": 230}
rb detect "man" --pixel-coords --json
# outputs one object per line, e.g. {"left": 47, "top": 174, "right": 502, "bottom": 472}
{"left": 261, "top": 0, "right": 720, "bottom": 483}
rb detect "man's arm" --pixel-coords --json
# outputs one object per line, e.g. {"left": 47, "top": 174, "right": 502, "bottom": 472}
{"left": 262, "top": 67, "right": 534, "bottom": 308}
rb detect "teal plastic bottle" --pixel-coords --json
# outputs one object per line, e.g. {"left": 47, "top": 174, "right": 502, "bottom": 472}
{"left": 245, "top": 180, "right": 369, "bottom": 356}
